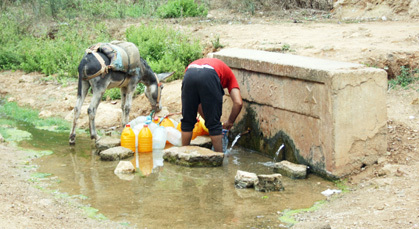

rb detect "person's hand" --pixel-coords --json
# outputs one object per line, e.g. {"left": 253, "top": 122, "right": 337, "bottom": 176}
{"left": 222, "top": 121, "right": 234, "bottom": 130}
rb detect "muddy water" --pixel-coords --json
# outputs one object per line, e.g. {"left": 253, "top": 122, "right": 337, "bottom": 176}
{"left": 15, "top": 122, "right": 333, "bottom": 228}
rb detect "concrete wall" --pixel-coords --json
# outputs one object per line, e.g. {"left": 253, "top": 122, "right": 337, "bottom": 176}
{"left": 210, "top": 48, "right": 388, "bottom": 178}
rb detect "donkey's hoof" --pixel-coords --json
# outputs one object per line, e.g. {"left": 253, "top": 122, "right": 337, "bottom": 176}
{"left": 69, "top": 137, "right": 76, "bottom": 145}
{"left": 94, "top": 135, "right": 101, "bottom": 142}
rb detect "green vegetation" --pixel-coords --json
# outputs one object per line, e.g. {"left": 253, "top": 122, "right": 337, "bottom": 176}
{"left": 0, "top": 101, "right": 70, "bottom": 131}
{"left": 279, "top": 200, "right": 326, "bottom": 226}
{"left": 211, "top": 35, "right": 225, "bottom": 50}
{"left": 388, "top": 66, "right": 419, "bottom": 90}
{"left": 157, "top": 0, "right": 208, "bottom": 18}
{"left": 126, "top": 23, "right": 202, "bottom": 80}
{"left": 0, "top": 0, "right": 204, "bottom": 85}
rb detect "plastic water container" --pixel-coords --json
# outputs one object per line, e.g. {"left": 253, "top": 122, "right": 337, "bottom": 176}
{"left": 192, "top": 120, "right": 203, "bottom": 140}
{"left": 211, "top": 129, "right": 228, "bottom": 153}
{"left": 176, "top": 121, "right": 182, "bottom": 132}
{"left": 171, "top": 118, "right": 179, "bottom": 129}
{"left": 128, "top": 116, "right": 148, "bottom": 127}
{"left": 152, "top": 126, "right": 167, "bottom": 149}
{"left": 166, "top": 127, "right": 182, "bottom": 146}
{"left": 138, "top": 124, "right": 153, "bottom": 153}
{"left": 160, "top": 117, "right": 175, "bottom": 128}
{"left": 152, "top": 116, "right": 160, "bottom": 124}
{"left": 148, "top": 121, "right": 158, "bottom": 134}
{"left": 120, "top": 124, "right": 135, "bottom": 152}
{"left": 198, "top": 116, "right": 209, "bottom": 135}
{"left": 222, "top": 129, "right": 229, "bottom": 153}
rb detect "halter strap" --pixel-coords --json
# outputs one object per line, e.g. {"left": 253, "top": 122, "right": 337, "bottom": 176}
{"left": 154, "top": 73, "right": 161, "bottom": 104}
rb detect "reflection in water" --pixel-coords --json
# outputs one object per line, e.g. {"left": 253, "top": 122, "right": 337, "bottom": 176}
{"left": 11, "top": 121, "right": 333, "bottom": 228}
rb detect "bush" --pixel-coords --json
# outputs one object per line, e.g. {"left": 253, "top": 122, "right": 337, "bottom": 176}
{"left": 388, "top": 66, "right": 419, "bottom": 89}
{"left": 157, "top": 0, "right": 208, "bottom": 18}
{"left": 126, "top": 23, "right": 203, "bottom": 81}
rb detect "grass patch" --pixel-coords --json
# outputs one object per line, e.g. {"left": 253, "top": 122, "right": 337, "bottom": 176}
{"left": 81, "top": 206, "right": 108, "bottom": 220}
{"left": 157, "top": 0, "right": 208, "bottom": 18}
{"left": 279, "top": 200, "right": 326, "bottom": 226}
{"left": 388, "top": 66, "right": 419, "bottom": 90}
{"left": 0, "top": 101, "right": 70, "bottom": 131}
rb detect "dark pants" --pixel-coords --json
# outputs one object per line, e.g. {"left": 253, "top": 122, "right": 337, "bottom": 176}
{"left": 181, "top": 68, "right": 224, "bottom": 136}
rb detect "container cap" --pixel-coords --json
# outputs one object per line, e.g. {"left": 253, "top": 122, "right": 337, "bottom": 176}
{"left": 126, "top": 124, "right": 131, "bottom": 127}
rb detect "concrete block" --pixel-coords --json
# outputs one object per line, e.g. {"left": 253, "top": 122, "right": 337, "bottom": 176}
{"left": 211, "top": 48, "right": 388, "bottom": 178}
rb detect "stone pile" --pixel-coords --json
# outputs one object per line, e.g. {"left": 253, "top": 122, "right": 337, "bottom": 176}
{"left": 235, "top": 170, "right": 284, "bottom": 192}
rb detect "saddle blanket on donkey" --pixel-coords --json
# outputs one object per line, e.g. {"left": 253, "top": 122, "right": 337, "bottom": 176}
{"left": 84, "top": 41, "right": 141, "bottom": 79}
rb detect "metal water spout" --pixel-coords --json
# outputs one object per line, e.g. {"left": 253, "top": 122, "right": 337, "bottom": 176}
{"left": 229, "top": 128, "right": 251, "bottom": 151}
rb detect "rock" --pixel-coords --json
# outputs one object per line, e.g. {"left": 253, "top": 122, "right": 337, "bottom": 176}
{"left": 273, "top": 160, "right": 308, "bottom": 179}
{"left": 38, "top": 110, "right": 52, "bottom": 118}
{"left": 163, "top": 146, "right": 224, "bottom": 167}
{"left": 255, "top": 174, "right": 284, "bottom": 192}
{"left": 235, "top": 170, "right": 258, "bottom": 188}
{"left": 95, "top": 136, "right": 121, "bottom": 154}
{"left": 114, "top": 161, "right": 135, "bottom": 174}
{"left": 99, "top": 146, "right": 134, "bottom": 161}
{"left": 19, "top": 74, "right": 39, "bottom": 83}
{"left": 114, "top": 161, "right": 135, "bottom": 181}
{"left": 190, "top": 135, "right": 212, "bottom": 148}
{"left": 293, "top": 222, "right": 331, "bottom": 229}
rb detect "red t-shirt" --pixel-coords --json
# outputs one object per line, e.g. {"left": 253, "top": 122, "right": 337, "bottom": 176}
{"left": 187, "top": 58, "right": 240, "bottom": 93}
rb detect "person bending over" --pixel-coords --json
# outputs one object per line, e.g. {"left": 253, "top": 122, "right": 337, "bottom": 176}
{"left": 181, "top": 58, "right": 243, "bottom": 152}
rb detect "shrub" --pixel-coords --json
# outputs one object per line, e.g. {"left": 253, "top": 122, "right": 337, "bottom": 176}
{"left": 126, "top": 23, "right": 203, "bottom": 81}
{"left": 388, "top": 66, "right": 419, "bottom": 89}
{"left": 157, "top": 0, "right": 208, "bottom": 18}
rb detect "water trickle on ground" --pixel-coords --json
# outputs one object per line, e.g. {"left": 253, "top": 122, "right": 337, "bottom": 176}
{"left": 8, "top": 120, "right": 334, "bottom": 228}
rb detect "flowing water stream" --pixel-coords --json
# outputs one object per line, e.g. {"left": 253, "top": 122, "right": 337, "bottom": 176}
{"left": 4, "top": 117, "right": 335, "bottom": 228}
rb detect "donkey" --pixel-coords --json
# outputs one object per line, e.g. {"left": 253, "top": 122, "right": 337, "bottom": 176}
{"left": 69, "top": 50, "right": 173, "bottom": 145}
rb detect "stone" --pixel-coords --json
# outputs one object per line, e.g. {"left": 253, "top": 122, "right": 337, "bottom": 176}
{"left": 114, "top": 161, "right": 135, "bottom": 181}
{"left": 95, "top": 136, "right": 121, "bottom": 154}
{"left": 190, "top": 135, "right": 212, "bottom": 148}
{"left": 100, "top": 146, "right": 133, "bottom": 161}
{"left": 234, "top": 170, "right": 258, "bottom": 188}
{"left": 163, "top": 146, "right": 224, "bottom": 167}
{"left": 293, "top": 222, "right": 331, "bottom": 229}
{"left": 255, "top": 174, "right": 284, "bottom": 192}
{"left": 38, "top": 110, "right": 52, "bottom": 118}
{"left": 114, "top": 161, "right": 135, "bottom": 174}
{"left": 273, "top": 160, "right": 308, "bottom": 179}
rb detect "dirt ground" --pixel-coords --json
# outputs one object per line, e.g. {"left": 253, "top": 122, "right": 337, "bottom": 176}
{"left": 1, "top": 6, "right": 419, "bottom": 229}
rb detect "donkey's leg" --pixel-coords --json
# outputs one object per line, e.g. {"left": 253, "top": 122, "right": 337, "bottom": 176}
{"left": 120, "top": 87, "right": 128, "bottom": 126}
{"left": 69, "top": 80, "right": 90, "bottom": 145}
{"left": 121, "top": 84, "right": 136, "bottom": 127}
{"left": 88, "top": 88, "right": 105, "bottom": 141}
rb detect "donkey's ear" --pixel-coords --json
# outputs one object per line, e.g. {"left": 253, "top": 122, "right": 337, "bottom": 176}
{"left": 157, "top": 71, "right": 175, "bottom": 82}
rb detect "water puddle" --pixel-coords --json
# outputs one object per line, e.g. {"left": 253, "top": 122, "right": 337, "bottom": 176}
{"left": 4, "top": 117, "right": 335, "bottom": 228}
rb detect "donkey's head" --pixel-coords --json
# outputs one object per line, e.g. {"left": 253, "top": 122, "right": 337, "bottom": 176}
{"left": 140, "top": 58, "right": 175, "bottom": 112}
{"left": 144, "top": 72, "right": 175, "bottom": 112}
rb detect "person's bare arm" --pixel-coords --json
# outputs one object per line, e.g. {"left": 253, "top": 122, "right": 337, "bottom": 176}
{"left": 223, "top": 88, "right": 243, "bottom": 130}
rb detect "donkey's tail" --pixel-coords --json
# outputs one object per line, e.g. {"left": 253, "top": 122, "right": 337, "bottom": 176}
{"left": 77, "top": 62, "right": 85, "bottom": 97}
